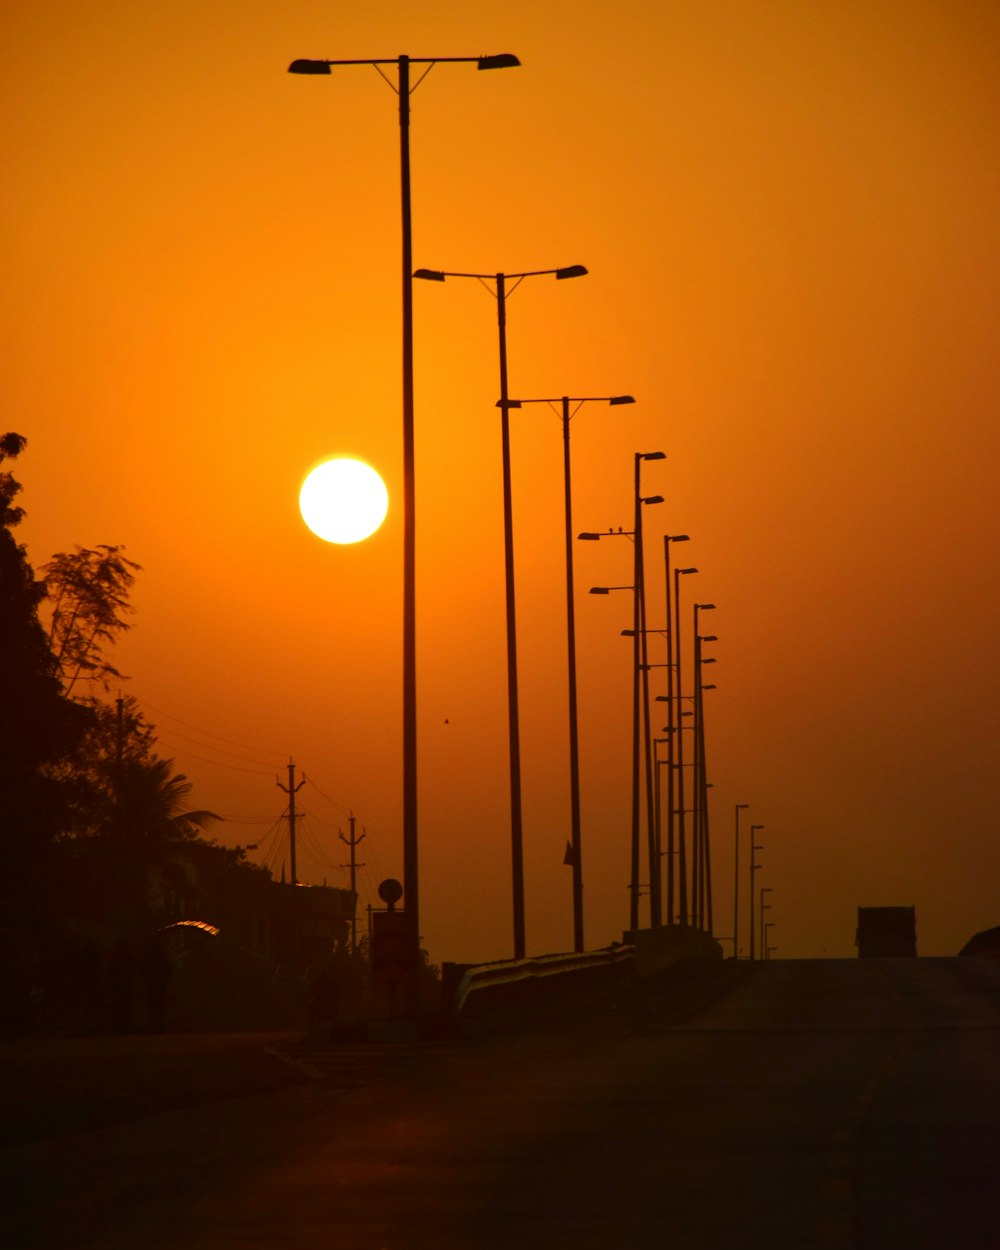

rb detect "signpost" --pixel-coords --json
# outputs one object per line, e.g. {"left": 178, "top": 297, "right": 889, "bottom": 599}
{"left": 371, "top": 878, "right": 417, "bottom": 1016}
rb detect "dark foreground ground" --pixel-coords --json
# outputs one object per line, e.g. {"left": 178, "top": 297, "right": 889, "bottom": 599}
{"left": 1, "top": 956, "right": 998, "bottom": 1249}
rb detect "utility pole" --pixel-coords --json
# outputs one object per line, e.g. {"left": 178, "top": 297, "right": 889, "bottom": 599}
{"left": 277, "top": 761, "right": 305, "bottom": 886}
{"left": 339, "top": 813, "right": 366, "bottom": 955}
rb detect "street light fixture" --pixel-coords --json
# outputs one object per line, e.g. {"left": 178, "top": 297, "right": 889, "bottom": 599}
{"left": 416, "top": 264, "right": 587, "bottom": 960}
{"left": 288, "top": 49, "right": 520, "bottom": 1000}
{"left": 504, "top": 394, "right": 636, "bottom": 952}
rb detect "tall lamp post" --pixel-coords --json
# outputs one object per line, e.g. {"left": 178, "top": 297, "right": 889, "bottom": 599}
{"left": 733, "top": 803, "right": 749, "bottom": 958}
{"left": 661, "top": 534, "right": 690, "bottom": 924}
{"left": 587, "top": 580, "right": 638, "bottom": 928}
{"left": 673, "top": 566, "right": 698, "bottom": 924}
{"left": 585, "top": 469, "right": 665, "bottom": 935}
{"left": 415, "top": 265, "right": 587, "bottom": 960}
{"left": 288, "top": 51, "right": 520, "bottom": 992}
{"left": 634, "top": 453, "right": 666, "bottom": 925}
{"left": 691, "top": 603, "right": 716, "bottom": 928}
{"left": 760, "top": 886, "right": 773, "bottom": 960}
{"left": 693, "top": 674, "right": 716, "bottom": 930}
{"left": 749, "top": 824, "right": 765, "bottom": 961}
{"left": 505, "top": 395, "right": 635, "bottom": 952}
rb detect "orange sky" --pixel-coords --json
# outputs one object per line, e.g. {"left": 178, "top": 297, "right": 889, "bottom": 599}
{"left": 3, "top": 1, "right": 999, "bottom": 964}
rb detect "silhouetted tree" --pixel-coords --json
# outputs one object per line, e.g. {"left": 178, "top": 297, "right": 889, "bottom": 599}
{"left": 0, "top": 434, "right": 90, "bottom": 873}
{"left": 1, "top": 435, "right": 93, "bottom": 1027}
{"left": 42, "top": 545, "right": 140, "bottom": 698}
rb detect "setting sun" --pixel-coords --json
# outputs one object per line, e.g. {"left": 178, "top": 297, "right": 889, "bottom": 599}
{"left": 299, "top": 457, "right": 389, "bottom": 545}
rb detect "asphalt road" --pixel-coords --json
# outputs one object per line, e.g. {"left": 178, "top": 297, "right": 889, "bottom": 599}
{"left": 2, "top": 956, "right": 998, "bottom": 1249}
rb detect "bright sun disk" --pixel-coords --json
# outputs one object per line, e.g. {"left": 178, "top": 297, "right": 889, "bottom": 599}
{"left": 299, "top": 458, "right": 389, "bottom": 544}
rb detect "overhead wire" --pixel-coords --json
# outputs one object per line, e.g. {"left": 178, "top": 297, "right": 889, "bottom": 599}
{"left": 133, "top": 697, "right": 288, "bottom": 760}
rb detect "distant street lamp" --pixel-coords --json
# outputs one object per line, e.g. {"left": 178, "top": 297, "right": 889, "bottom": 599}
{"left": 288, "top": 51, "right": 519, "bottom": 997}
{"left": 691, "top": 604, "right": 716, "bottom": 929}
{"left": 588, "top": 577, "right": 641, "bottom": 929}
{"left": 760, "top": 887, "right": 773, "bottom": 960}
{"left": 506, "top": 394, "right": 635, "bottom": 952}
{"left": 693, "top": 675, "right": 717, "bottom": 933}
{"left": 661, "top": 534, "right": 690, "bottom": 924}
{"left": 749, "top": 824, "right": 765, "bottom": 961}
{"left": 673, "top": 566, "right": 698, "bottom": 924}
{"left": 733, "top": 803, "right": 749, "bottom": 958}
{"left": 585, "top": 456, "right": 665, "bottom": 937}
{"left": 634, "top": 454, "right": 666, "bottom": 925}
{"left": 416, "top": 264, "right": 587, "bottom": 960}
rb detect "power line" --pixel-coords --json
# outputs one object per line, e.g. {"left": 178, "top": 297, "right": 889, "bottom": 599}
{"left": 150, "top": 722, "right": 281, "bottom": 770}
{"left": 156, "top": 741, "right": 274, "bottom": 777}
{"left": 134, "top": 697, "right": 288, "bottom": 759}
{"left": 302, "top": 773, "right": 354, "bottom": 817}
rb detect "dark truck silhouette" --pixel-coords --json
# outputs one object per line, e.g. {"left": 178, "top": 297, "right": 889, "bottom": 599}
{"left": 856, "top": 906, "right": 917, "bottom": 957}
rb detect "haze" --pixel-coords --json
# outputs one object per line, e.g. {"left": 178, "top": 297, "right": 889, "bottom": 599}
{"left": 3, "top": 0, "right": 998, "bottom": 965}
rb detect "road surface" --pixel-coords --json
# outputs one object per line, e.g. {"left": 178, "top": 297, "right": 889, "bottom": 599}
{"left": 2, "top": 956, "right": 998, "bottom": 1248}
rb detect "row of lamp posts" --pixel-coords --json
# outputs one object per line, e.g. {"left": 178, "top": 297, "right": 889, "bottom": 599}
{"left": 287, "top": 50, "right": 773, "bottom": 977}
{"left": 585, "top": 506, "right": 721, "bottom": 939}
{"left": 733, "top": 804, "right": 776, "bottom": 960}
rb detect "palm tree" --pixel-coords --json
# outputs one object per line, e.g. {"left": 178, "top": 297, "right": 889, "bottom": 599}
{"left": 115, "top": 756, "right": 219, "bottom": 843}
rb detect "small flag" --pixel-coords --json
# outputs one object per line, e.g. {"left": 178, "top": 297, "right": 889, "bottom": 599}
{"left": 563, "top": 841, "right": 576, "bottom": 867}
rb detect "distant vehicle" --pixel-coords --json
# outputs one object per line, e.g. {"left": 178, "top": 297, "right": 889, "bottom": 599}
{"left": 959, "top": 925, "right": 1000, "bottom": 956}
{"left": 856, "top": 906, "right": 917, "bottom": 957}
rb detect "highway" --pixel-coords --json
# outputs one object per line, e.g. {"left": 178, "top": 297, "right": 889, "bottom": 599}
{"left": 2, "top": 956, "right": 999, "bottom": 1248}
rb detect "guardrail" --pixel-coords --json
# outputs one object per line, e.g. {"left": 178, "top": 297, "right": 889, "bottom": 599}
{"left": 448, "top": 944, "right": 635, "bottom": 1027}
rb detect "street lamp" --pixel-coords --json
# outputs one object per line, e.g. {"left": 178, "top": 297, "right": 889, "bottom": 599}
{"left": 749, "top": 824, "right": 765, "bottom": 961}
{"left": 415, "top": 264, "right": 587, "bottom": 961}
{"left": 661, "top": 534, "right": 690, "bottom": 925}
{"left": 288, "top": 50, "right": 520, "bottom": 997}
{"left": 634, "top": 455, "right": 666, "bottom": 925}
{"left": 584, "top": 459, "right": 665, "bottom": 937}
{"left": 691, "top": 605, "right": 716, "bottom": 930}
{"left": 673, "top": 566, "right": 698, "bottom": 925}
{"left": 588, "top": 578, "right": 642, "bottom": 930}
{"left": 760, "top": 887, "right": 773, "bottom": 960}
{"left": 505, "top": 395, "right": 635, "bottom": 952}
{"left": 733, "top": 804, "right": 749, "bottom": 958}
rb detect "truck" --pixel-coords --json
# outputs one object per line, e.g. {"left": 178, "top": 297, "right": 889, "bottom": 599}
{"left": 855, "top": 906, "right": 917, "bottom": 957}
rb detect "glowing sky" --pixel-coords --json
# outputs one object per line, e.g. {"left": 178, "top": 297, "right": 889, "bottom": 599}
{"left": 3, "top": 0, "right": 999, "bottom": 963}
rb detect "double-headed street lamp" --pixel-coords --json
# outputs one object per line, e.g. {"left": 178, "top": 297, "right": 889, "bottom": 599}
{"left": 288, "top": 51, "right": 520, "bottom": 992}
{"left": 506, "top": 395, "right": 635, "bottom": 952}
{"left": 415, "top": 266, "right": 587, "bottom": 961}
